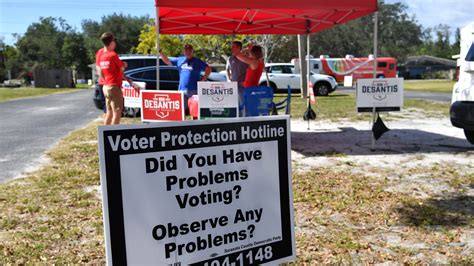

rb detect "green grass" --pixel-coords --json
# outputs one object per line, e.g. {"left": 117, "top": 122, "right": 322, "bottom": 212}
{"left": 0, "top": 86, "right": 86, "bottom": 102}
{"left": 274, "top": 92, "right": 450, "bottom": 121}
{"left": 289, "top": 167, "right": 473, "bottom": 264}
{"left": 404, "top": 80, "right": 455, "bottom": 93}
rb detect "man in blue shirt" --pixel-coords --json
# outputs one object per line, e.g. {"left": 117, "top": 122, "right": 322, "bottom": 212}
{"left": 160, "top": 44, "right": 211, "bottom": 108}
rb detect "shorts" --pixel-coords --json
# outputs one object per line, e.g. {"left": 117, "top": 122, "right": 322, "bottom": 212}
{"left": 103, "top": 85, "right": 123, "bottom": 112}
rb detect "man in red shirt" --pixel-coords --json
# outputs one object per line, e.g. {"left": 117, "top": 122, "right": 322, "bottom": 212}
{"left": 98, "top": 32, "right": 126, "bottom": 125}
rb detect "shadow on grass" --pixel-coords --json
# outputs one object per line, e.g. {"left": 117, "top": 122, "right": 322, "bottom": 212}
{"left": 324, "top": 94, "right": 349, "bottom": 98}
{"left": 273, "top": 92, "right": 351, "bottom": 97}
{"left": 395, "top": 193, "right": 474, "bottom": 227}
{"left": 292, "top": 127, "right": 473, "bottom": 156}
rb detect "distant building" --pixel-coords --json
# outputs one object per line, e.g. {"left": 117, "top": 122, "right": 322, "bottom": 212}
{"left": 398, "top": 55, "right": 457, "bottom": 79}
{"left": 33, "top": 69, "right": 74, "bottom": 88}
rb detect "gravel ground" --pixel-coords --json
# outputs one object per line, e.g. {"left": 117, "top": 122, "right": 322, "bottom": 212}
{"left": 289, "top": 112, "right": 473, "bottom": 264}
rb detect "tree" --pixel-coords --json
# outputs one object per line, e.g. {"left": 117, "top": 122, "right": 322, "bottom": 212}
{"left": 62, "top": 33, "right": 90, "bottom": 76}
{"left": 82, "top": 13, "right": 150, "bottom": 62}
{"left": 134, "top": 21, "right": 298, "bottom": 64}
{"left": 432, "top": 24, "right": 451, "bottom": 58}
{"left": 82, "top": 20, "right": 103, "bottom": 64}
{"left": 416, "top": 24, "right": 459, "bottom": 59}
{"left": 182, "top": 34, "right": 239, "bottom": 63}
{"left": 16, "top": 17, "right": 71, "bottom": 70}
{"left": 0, "top": 40, "right": 5, "bottom": 82}
{"left": 452, "top": 28, "right": 461, "bottom": 55}
{"left": 2, "top": 44, "right": 21, "bottom": 79}
{"left": 133, "top": 21, "right": 183, "bottom": 57}
{"left": 301, "top": 3, "right": 422, "bottom": 60}
{"left": 134, "top": 21, "right": 243, "bottom": 64}
{"left": 14, "top": 17, "right": 92, "bottom": 78}
{"left": 245, "top": 35, "right": 294, "bottom": 63}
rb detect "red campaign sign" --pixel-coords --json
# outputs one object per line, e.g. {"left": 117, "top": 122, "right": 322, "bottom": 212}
{"left": 122, "top": 81, "right": 146, "bottom": 108}
{"left": 141, "top": 91, "right": 184, "bottom": 122}
{"left": 122, "top": 85, "right": 140, "bottom": 98}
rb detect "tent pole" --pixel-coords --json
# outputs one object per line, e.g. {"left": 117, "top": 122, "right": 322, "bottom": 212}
{"left": 307, "top": 33, "right": 311, "bottom": 99}
{"left": 373, "top": 12, "right": 378, "bottom": 79}
{"left": 307, "top": 33, "right": 311, "bottom": 130}
{"left": 371, "top": 10, "right": 379, "bottom": 151}
{"left": 297, "top": 35, "right": 307, "bottom": 98}
{"left": 155, "top": 6, "right": 160, "bottom": 90}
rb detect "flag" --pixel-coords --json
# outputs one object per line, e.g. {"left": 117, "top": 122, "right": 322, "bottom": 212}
{"left": 372, "top": 113, "right": 390, "bottom": 140}
{"left": 303, "top": 98, "right": 317, "bottom": 121}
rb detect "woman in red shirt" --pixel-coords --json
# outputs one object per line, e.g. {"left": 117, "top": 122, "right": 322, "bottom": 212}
{"left": 236, "top": 44, "right": 265, "bottom": 88}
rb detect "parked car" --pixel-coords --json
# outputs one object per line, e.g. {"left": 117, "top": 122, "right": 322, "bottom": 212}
{"left": 125, "top": 65, "right": 180, "bottom": 90}
{"left": 93, "top": 55, "right": 167, "bottom": 111}
{"left": 93, "top": 63, "right": 227, "bottom": 116}
{"left": 450, "top": 22, "right": 474, "bottom": 144}
{"left": 119, "top": 54, "right": 166, "bottom": 69}
{"left": 124, "top": 65, "right": 227, "bottom": 90}
{"left": 259, "top": 63, "right": 338, "bottom": 96}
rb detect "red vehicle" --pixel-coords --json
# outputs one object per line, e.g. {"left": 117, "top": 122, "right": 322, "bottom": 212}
{"left": 293, "top": 56, "right": 397, "bottom": 83}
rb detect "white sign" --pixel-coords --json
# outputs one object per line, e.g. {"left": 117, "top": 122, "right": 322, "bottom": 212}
{"left": 122, "top": 81, "right": 146, "bottom": 108}
{"left": 343, "top": 75, "right": 353, "bottom": 87}
{"left": 198, "top": 81, "right": 239, "bottom": 119}
{"left": 98, "top": 117, "right": 295, "bottom": 265}
{"left": 356, "top": 78, "right": 404, "bottom": 112}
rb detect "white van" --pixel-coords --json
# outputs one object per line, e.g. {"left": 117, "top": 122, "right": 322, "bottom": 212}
{"left": 450, "top": 22, "right": 474, "bottom": 144}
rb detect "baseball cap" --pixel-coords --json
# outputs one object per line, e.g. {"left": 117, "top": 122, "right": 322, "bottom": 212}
{"left": 184, "top": 44, "right": 193, "bottom": 50}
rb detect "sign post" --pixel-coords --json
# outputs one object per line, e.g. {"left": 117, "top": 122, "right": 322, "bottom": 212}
{"left": 372, "top": 10, "right": 379, "bottom": 150}
{"left": 98, "top": 117, "right": 295, "bottom": 265}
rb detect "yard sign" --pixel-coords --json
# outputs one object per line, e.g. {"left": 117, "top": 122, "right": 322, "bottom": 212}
{"left": 140, "top": 90, "right": 184, "bottom": 122}
{"left": 198, "top": 81, "right": 239, "bottom": 119}
{"left": 121, "top": 81, "right": 146, "bottom": 108}
{"left": 356, "top": 78, "right": 404, "bottom": 112}
{"left": 98, "top": 116, "right": 295, "bottom": 265}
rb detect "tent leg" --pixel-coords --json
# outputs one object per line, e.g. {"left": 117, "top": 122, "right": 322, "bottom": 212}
{"left": 155, "top": 6, "right": 160, "bottom": 90}
{"left": 307, "top": 34, "right": 311, "bottom": 130}
{"left": 297, "top": 35, "right": 307, "bottom": 98}
{"left": 307, "top": 34, "right": 311, "bottom": 98}
{"left": 371, "top": 10, "right": 378, "bottom": 151}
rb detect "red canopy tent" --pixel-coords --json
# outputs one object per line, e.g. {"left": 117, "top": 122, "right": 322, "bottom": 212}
{"left": 153, "top": 0, "right": 379, "bottom": 93}
{"left": 154, "top": 0, "right": 377, "bottom": 34}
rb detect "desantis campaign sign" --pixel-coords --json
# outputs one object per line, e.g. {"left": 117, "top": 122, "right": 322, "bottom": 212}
{"left": 356, "top": 78, "right": 404, "bottom": 112}
{"left": 122, "top": 81, "right": 146, "bottom": 108}
{"left": 198, "top": 81, "right": 239, "bottom": 119}
{"left": 98, "top": 116, "right": 295, "bottom": 265}
{"left": 140, "top": 90, "right": 184, "bottom": 122}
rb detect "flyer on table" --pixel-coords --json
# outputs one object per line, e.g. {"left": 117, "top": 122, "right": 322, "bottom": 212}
{"left": 97, "top": 116, "right": 295, "bottom": 265}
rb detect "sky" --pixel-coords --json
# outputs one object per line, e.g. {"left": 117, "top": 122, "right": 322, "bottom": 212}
{"left": 0, "top": 0, "right": 473, "bottom": 46}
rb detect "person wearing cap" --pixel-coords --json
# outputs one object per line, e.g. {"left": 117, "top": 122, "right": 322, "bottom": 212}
{"left": 160, "top": 44, "right": 211, "bottom": 108}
